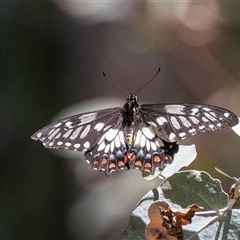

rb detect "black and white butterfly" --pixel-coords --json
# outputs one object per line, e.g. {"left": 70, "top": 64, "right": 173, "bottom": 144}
{"left": 31, "top": 93, "right": 239, "bottom": 176}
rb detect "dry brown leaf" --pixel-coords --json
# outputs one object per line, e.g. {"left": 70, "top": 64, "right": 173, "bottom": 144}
{"left": 145, "top": 201, "right": 203, "bottom": 240}
{"left": 145, "top": 201, "right": 178, "bottom": 240}
{"left": 171, "top": 204, "right": 203, "bottom": 225}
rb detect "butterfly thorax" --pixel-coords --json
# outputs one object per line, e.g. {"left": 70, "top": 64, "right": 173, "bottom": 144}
{"left": 122, "top": 94, "right": 140, "bottom": 147}
{"left": 122, "top": 94, "right": 139, "bottom": 126}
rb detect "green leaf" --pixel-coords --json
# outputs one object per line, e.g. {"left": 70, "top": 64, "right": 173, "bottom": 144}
{"left": 161, "top": 170, "right": 228, "bottom": 210}
{"left": 143, "top": 144, "right": 197, "bottom": 181}
{"left": 120, "top": 170, "right": 240, "bottom": 240}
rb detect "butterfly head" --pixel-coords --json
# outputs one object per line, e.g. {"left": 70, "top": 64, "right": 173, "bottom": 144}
{"left": 126, "top": 94, "right": 138, "bottom": 104}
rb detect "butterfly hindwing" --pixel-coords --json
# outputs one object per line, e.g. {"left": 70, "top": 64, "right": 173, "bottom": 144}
{"left": 85, "top": 122, "right": 175, "bottom": 175}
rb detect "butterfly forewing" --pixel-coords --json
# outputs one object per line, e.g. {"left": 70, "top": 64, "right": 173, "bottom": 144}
{"left": 31, "top": 107, "right": 123, "bottom": 152}
{"left": 140, "top": 103, "right": 239, "bottom": 142}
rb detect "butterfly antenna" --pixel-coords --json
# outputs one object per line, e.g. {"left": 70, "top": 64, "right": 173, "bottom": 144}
{"left": 102, "top": 72, "right": 129, "bottom": 95}
{"left": 134, "top": 68, "right": 161, "bottom": 95}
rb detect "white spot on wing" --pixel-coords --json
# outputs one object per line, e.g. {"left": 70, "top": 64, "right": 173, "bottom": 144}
{"left": 74, "top": 143, "right": 80, "bottom": 148}
{"left": 191, "top": 108, "right": 199, "bottom": 114}
{"left": 110, "top": 141, "right": 115, "bottom": 153}
{"left": 179, "top": 132, "right": 186, "bottom": 138}
{"left": 156, "top": 116, "right": 167, "bottom": 125}
{"left": 55, "top": 122, "right": 62, "bottom": 128}
{"left": 202, "top": 117, "right": 209, "bottom": 122}
{"left": 98, "top": 132, "right": 108, "bottom": 144}
{"left": 165, "top": 105, "right": 185, "bottom": 114}
{"left": 70, "top": 127, "right": 82, "bottom": 140}
{"left": 142, "top": 127, "right": 155, "bottom": 139}
{"left": 148, "top": 121, "right": 157, "bottom": 127}
{"left": 57, "top": 141, "right": 63, "bottom": 145}
{"left": 204, "top": 112, "right": 216, "bottom": 121}
{"left": 179, "top": 116, "right": 191, "bottom": 127}
{"left": 114, "top": 135, "right": 121, "bottom": 148}
{"left": 146, "top": 139, "right": 150, "bottom": 151}
{"left": 48, "top": 129, "right": 55, "bottom": 136}
{"left": 65, "top": 142, "right": 71, "bottom": 147}
{"left": 105, "top": 128, "right": 118, "bottom": 142}
{"left": 94, "top": 122, "right": 104, "bottom": 131}
{"left": 103, "top": 125, "right": 111, "bottom": 131}
{"left": 224, "top": 112, "right": 230, "bottom": 118}
{"left": 104, "top": 144, "right": 110, "bottom": 153}
{"left": 140, "top": 135, "right": 146, "bottom": 147}
{"left": 210, "top": 112, "right": 217, "bottom": 117}
{"left": 134, "top": 130, "right": 142, "bottom": 145}
{"left": 170, "top": 116, "right": 181, "bottom": 129}
{"left": 118, "top": 131, "right": 125, "bottom": 146}
{"left": 169, "top": 132, "right": 176, "bottom": 141}
{"left": 48, "top": 128, "right": 60, "bottom": 140}
{"left": 80, "top": 124, "right": 91, "bottom": 139}
{"left": 98, "top": 141, "right": 106, "bottom": 151}
{"left": 189, "top": 128, "right": 196, "bottom": 134}
{"left": 65, "top": 121, "right": 73, "bottom": 128}
{"left": 78, "top": 113, "right": 97, "bottom": 124}
{"left": 83, "top": 141, "right": 90, "bottom": 149}
{"left": 150, "top": 142, "right": 157, "bottom": 151}
{"left": 63, "top": 129, "right": 73, "bottom": 138}
{"left": 37, "top": 132, "right": 42, "bottom": 138}
{"left": 203, "top": 107, "right": 211, "bottom": 111}
{"left": 55, "top": 133, "right": 61, "bottom": 139}
{"left": 189, "top": 116, "right": 199, "bottom": 124}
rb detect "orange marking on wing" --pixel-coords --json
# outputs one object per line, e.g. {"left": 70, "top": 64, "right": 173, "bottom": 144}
{"left": 101, "top": 158, "right": 108, "bottom": 165}
{"left": 153, "top": 156, "right": 161, "bottom": 163}
{"left": 93, "top": 160, "right": 99, "bottom": 165}
{"left": 109, "top": 163, "right": 116, "bottom": 169}
{"left": 144, "top": 163, "right": 151, "bottom": 168}
{"left": 125, "top": 152, "right": 136, "bottom": 162}
{"left": 163, "top": 156, "right": 169, "bottom": 161}
{"left": 135, "top": 161, "right": 142, "bottom": 167}
{"left": 118, "top": 161, "right": 125, "bottom": 167}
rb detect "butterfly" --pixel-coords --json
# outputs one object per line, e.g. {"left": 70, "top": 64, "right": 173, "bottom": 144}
{"left": 31, "top": 93, "right": 239, "bottom": 176}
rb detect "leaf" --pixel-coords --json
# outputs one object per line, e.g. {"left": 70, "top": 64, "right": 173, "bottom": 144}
{"left": 145, "top": 201, "right": 179, "bottom": 240}
{"left": 161, "top": 145, "right": 197, "bottom": 178}
{"left": 161, "top": 171, "right": 228, "bottom": 211}
{"left": 144, "top": 145, "right": 197, "bottom": 181}
{"left": 120, "top": 171, "right": 240, "bottom": 240}
{"left": 232, "top": 117, "right": 240, "bottom": 136}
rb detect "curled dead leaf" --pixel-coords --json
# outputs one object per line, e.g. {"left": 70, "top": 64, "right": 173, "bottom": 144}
{"left": 171, "top": 204, "right": 203, "bottom": 225}
{"left": 227, "top": 178, "right": 240, "bottom": 210}
{"left": 145, "top": 201, "right": 179, "bottom": 240}
{"left": 145, "top": 201, "right": 203, "bottom": 240}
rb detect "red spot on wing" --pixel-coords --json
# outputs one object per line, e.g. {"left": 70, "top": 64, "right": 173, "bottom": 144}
{"left": 109, "top": 163, "right": 116, "bottom": 169}
{"left": 135, "top": 161, "right": 142, "bottom": 167}
{"left": 117, "top": 161, "right": 125, "bottom": 167}
{"left": 144, "top": 163, "right": 151, "bottom": 168}
{"left": 101, "top": 158, "right": 107, "bottom": 165}
{"left": 153, "top": 156, "right": 161, "bottom": 163}
{"left": 125, "top": 152, "right": 136, "bottom": 162}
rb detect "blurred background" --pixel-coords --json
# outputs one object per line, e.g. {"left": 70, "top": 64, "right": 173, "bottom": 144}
{"left": 1, "top": 1, "right": 240, "bottom": 239}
